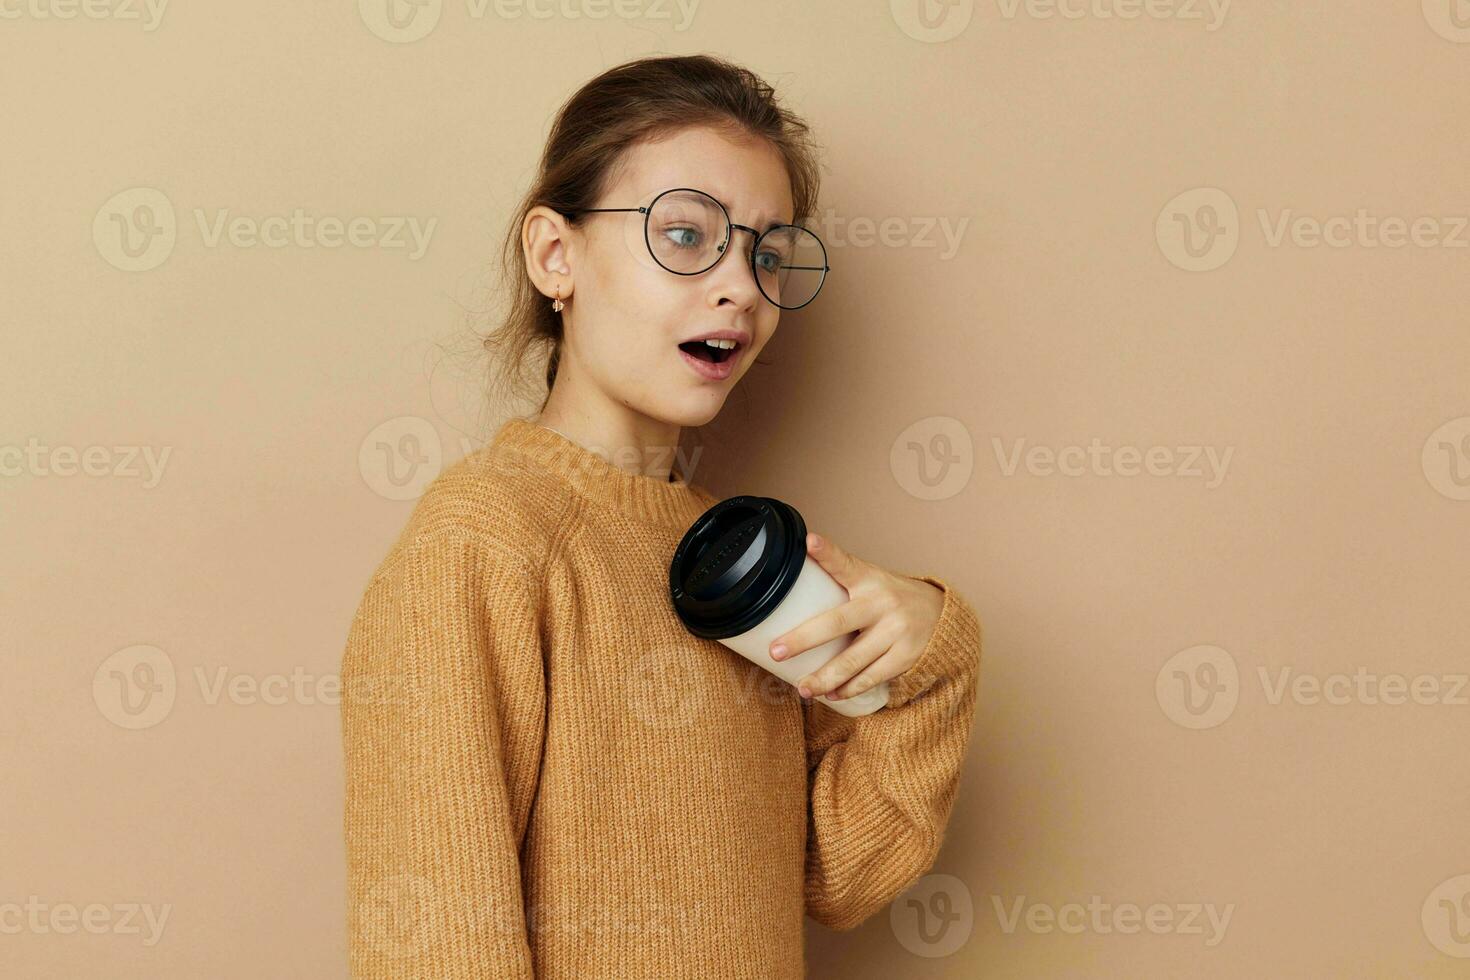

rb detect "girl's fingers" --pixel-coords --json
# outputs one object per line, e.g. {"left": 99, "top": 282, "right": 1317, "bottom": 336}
{"left": 804, "top": 531, "right": 867, "bottom": 591}
{"left": 769, "top": 594, "right": 883, "bottom": 663}
{"left": 827, "top": 636, "right": 914, "bottom": 700}
{"left": 797, "top": 616, "right": 901, "bottom": 700}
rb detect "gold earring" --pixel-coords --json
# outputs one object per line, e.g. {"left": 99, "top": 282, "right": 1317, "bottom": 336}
{"left": 551, "top": 286, "right": 564, "bottom": 313}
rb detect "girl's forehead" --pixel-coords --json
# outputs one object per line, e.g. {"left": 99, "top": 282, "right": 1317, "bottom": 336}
{"left": 614, "top": 178, "right": 793, "bottom": 226}
{"left": 610, "top": 136, "right": 793, "bottom": 220}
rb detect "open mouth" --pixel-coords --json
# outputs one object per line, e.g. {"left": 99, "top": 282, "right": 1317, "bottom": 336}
{"left": 678, "top": 339, "right": 740, "bottom": 364}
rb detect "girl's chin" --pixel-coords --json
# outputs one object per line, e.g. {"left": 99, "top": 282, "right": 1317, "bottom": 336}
{"left": 653, "top": 394, "right": 726, "bottom": 429}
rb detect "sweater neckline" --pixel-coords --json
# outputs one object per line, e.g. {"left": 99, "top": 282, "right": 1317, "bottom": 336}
{"left": 489, "top": 415, "right": 712, "bottom": 530}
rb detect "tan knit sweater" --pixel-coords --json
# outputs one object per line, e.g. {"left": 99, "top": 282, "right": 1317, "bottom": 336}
{"left": 340, "top": 415, "right": 983, "bottom": 978}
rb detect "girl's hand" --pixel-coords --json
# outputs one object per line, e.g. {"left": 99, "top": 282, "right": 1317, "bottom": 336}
{"left": 767, "top": 531, "right": 944, "bottom": 702}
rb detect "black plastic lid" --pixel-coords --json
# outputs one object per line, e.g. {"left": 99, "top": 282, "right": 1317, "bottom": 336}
{"left": 668, "top": 495, "right": 808, "bottom": 640}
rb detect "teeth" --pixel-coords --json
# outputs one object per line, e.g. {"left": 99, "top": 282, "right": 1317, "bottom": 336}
{"left": 702, "top": 338, "right": 737, "bottom": 350}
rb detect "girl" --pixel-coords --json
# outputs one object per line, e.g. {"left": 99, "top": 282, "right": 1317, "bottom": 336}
{"left": 341, "top": 53, "right": 982, "bottom": 979}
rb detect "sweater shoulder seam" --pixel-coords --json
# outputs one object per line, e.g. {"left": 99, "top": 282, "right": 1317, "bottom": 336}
{"left": 365, "top": 505, "right": 562, "bottom": 592}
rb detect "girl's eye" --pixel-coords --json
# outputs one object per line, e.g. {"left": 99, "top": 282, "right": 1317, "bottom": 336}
{"left": 663, "top": 226, "right": 702, "bottom": 249}
{"left": 755, "top": 249, "right": 782, "bottom": 273}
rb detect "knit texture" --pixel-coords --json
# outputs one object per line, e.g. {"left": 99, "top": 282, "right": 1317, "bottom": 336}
{"left": 340, "top": 415, "right": 983, "bottom": 978}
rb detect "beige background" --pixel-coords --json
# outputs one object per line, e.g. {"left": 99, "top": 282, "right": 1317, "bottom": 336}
{"left": 4, "top": 1, "right": 1469, "bottom": 976}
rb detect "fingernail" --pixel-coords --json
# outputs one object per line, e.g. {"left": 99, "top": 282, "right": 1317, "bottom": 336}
{"left": 770, "top": 644, "right": 786, "bottom": 659}
{"left": 798, "top": 685, "right": 811, "bottom": 698}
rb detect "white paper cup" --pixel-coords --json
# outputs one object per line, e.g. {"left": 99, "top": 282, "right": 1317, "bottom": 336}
{"left": 669, "top": 495, "right": 889, "bottom": 718}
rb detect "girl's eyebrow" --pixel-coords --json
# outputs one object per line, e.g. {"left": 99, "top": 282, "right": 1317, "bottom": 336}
{"left": 725, "top": 213, "right": 790, "bottom": 234}
{"left": 743, "top": 215, "right": 792, "bottom": 233}
{"left": 700, "top": 188, "right": 790, "bottom": 229}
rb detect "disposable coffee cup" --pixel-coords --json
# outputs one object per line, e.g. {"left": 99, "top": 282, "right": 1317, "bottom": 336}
{"left": 669, "top": 495, "right": 889, "bottom": 718}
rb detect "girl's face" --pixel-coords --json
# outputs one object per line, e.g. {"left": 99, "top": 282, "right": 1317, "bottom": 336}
{"left": 560, "top": 125, "right": 795, "bottom": 428}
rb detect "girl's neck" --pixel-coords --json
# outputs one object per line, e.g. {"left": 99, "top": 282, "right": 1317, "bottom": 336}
{"left": 531, "top": 409, "right": 684, "bottom": 485}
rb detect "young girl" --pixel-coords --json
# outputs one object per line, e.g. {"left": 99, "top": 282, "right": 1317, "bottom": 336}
{"left": 341, "top": 53, "right": 982, "bottom": 979}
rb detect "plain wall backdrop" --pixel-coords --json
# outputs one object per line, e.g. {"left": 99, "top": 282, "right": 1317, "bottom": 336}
{"left": 3, "top": 1, "right": 1469, "bottom": 976}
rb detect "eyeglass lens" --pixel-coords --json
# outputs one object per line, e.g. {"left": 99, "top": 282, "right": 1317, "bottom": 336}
{"left": 646, "top": 190, "right": 825, "bottom": 309}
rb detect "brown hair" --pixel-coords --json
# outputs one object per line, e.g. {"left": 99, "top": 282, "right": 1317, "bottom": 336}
{"left": 479, "top": 53, "right": 825, "bottom": 414}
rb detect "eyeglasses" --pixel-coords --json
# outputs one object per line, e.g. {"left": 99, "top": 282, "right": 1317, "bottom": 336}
{"left": 559, "top": 187, "right": 830, "bottom": 310}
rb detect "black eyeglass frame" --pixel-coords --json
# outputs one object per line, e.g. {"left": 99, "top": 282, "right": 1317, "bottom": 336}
{"left": 558, "top": 186, "right": 830, "bottom": 311}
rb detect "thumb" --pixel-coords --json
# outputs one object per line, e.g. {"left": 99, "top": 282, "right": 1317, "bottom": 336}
{"left": 805, "top": 531, "right": 865, "bottom": 590}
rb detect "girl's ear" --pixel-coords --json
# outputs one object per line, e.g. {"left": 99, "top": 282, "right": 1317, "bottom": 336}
{"left": 523, "top": 205, "right": 575, "bottom": 301}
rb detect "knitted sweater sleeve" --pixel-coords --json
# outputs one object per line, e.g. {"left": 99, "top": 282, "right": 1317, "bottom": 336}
{"left": 802, "top": 572, "right": 983, "bottom": 931}
{"left": 341, "top": 525, "right": 546, "bottom": 978}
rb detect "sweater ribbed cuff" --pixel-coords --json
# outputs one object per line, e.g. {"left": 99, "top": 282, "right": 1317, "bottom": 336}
{"left": 884, "top": 573, "right": 982, "bottom": 711}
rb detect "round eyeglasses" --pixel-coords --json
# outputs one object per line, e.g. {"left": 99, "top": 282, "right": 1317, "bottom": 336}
{"left": 559, "top": 187, "right": 830, "bottom": 310}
